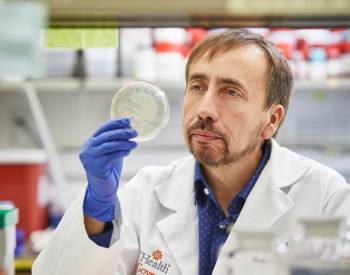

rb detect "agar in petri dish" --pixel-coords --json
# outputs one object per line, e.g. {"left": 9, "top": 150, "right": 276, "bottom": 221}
{"left": 110, "top": 81, "right": 170, "bottom": 142}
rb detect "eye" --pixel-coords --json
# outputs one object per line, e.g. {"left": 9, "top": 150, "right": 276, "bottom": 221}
{"left": 227, "top": 89, "right": 239, "bottom": 97}
{"left": 190, "top": 84, "right": 204, "bottom": 92}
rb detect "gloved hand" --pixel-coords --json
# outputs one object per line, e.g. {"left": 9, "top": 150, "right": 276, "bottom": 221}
{"left": 80, "top": 118, "right": 137, "bottom": 222}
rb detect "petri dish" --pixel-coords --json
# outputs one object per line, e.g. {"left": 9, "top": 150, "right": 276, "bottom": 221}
{"left": 110, "top": 81, "right": 170, "bottom": 142}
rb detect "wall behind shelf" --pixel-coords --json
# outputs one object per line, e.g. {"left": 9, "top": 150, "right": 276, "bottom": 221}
{"left": 0, "top": 79, "right": 350, "bottom": 190}
{"left": 1, "top": 78, "right": 350, "bottom": 148}
{"left": 0, "top": 80, "right": 186, "bottom": 150}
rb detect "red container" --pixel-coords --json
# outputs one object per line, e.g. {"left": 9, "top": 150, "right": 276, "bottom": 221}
{"left": 0, "top": 150, "right": 48, "bottom": 239}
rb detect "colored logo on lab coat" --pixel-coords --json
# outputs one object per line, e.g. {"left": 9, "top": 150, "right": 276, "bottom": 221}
{"left": 152, "top": 250, "right": 163, "bottom": 261}
{"left": 137, "top": 250, "right": 171, "bottom": 275}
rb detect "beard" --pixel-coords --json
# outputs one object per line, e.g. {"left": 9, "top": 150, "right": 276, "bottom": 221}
{"left": 187, "top": 118, "right": 264, "bottom": 168}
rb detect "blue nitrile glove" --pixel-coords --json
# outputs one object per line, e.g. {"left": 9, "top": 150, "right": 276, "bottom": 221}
{"left": 80, "top": 118, "right": 137, "bottom": 222}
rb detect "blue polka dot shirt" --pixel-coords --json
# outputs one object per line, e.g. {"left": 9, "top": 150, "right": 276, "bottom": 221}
{"left": 194, "top": 140, "right": 271, "bottom": 275}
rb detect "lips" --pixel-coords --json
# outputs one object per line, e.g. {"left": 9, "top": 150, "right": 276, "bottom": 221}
{"left": 191, "top": 129, "right": 222, "bottom": 142}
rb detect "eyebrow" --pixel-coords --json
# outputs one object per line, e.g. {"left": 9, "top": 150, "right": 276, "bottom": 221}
{"left": 220, "top": 77, "right": 246, "bottom": 93}
{"left": 188, "top": 73, "right": 208, "bottom": 82}
{"left": 188, "top": 73, "right": 248, "bottom": 94}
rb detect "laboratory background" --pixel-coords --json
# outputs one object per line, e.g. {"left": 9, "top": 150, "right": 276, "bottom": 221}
{"left": 0, "top": 0, "right": 350, "bottom": 274}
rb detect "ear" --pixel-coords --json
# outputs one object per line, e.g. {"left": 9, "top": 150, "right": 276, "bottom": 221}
{"left": 261, "top": 104, "right": 285, "bottom": 139}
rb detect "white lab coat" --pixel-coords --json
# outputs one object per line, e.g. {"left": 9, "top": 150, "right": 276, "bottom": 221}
{"left": 32, "top": 140, "right": 350, "bottom": 275}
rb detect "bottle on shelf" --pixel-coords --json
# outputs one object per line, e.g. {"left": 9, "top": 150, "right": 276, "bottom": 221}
{"left": 0, "top": 201, "right": 18, "bottom": 275}
{"left": 154, "top": 28, "right": 187, "bottom": 82}
{"left": 309, "top": 47, "right": 328, "bottom": 80}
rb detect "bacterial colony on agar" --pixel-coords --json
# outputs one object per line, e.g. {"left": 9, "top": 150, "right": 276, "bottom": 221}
{"left": 110, "top": 81, "right": 170, "bottom": 142}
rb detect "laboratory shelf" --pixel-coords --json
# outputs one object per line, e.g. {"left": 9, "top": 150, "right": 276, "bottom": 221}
{"left": 48, "top": 0, "right": 350, "bottom": 27}
{"left": 0, "top": 78, "right": 187, "bottom": 102}
{"left": 0, "top": 77, "right": 349, "bottom": 107}
{"left": 50, "top": 14, "right": 350, "bottom": 28}
{"left": 0, "top": 78, "right": 80, "bottom": 94}
{"left": 293, "top": 79, "right": 350, "bottom": 91}
{"left": 0, "top": 77, "right": 349, "bottom": 94}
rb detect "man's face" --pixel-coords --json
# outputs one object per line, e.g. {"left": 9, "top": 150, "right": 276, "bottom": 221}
{"left": 183, "top": 45, "right": 272, "bottom": 167}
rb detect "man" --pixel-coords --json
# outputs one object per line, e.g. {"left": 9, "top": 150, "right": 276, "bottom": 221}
{"left": 33, "top": 29, "right": 350, "bottom": 275}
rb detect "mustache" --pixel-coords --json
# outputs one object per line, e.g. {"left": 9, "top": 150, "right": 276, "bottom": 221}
{"left": 187, "top": 118, "right": 226, "bottom": 139}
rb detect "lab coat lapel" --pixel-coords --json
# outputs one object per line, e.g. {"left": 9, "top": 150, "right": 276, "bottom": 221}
{"left": 155, "top": 156, "right": 199, "bottom": 275}
{"left": 234, "top": 139, "right": 310, "bottom": 230}
{"left": 233, "top": 161, "right": 294, "bottom": 230}
{"left": 156, "top": 201, "right": 198, "bottom": 275}
{"left": 213, "top": 139, "right": 311, "bottom": 274}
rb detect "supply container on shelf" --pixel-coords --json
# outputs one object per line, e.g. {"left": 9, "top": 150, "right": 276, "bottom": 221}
{"left": 120, "top": 28, "right": 153, "bottom": 77}
{"left": 340, "top": 39, "right": 350, "bottom": 77}
{"left": 326, "top": 46, "right": 341, "bottom": 78}
{"left": 0, "top": 150, "right": 48, "bottom": 240}
{"left": 44, "top": 49, "right": 77, "bottom": 77}
{"left": 132, "top": 47, "right": 157, "bottom": 82}
{"left": 309, "top": 47, "right": 327, "bottom": 80}
{"left": 84, "top": 48, "right": 118, "bottom": 77}
{"left": 0, "top": 201, "right": 18, "bottom": 275}
{"left": 154, "top": 28, "right": 187, "bottom": 82}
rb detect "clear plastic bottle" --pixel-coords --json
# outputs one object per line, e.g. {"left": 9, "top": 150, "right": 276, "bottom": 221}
{"left": 223, "top": 230, "right": 288, "bottom": 275}
{"left": 288, "top": 217, "right": 350, "bottom": 275}
{"left": 309, "top": 47, "right": 327, "bottom": 80}
{"left": 326, "top": 46, "right": 341, "bottom": 78}
{"left": 154, "top": 28, "right": 186, "bottom": 82}
{"left": 293, "top": 50, "right": 309, "bottom": 80}
{"left": 132, "top": 47, "right": 157, "bottom": 82}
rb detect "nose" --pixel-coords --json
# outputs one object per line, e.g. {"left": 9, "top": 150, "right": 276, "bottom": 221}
{"left": 196, "top": 88, "right": 219, "bottom": 122}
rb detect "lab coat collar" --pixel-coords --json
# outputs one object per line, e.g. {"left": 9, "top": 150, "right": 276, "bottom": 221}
{"left": 154, "top": 139, "right": 310, "bottom": 212}
{"left": 154, "top": 156, "right": 196, "bottom": 212}
{"left": 269, "top": 139, "right": 311, "bottom": 188}
{"left": 232, "top": 139, "right": 311, "bottom": 229}
{"left": 156, "top": 198, "right": 199, "bottom": 275}
{"left": 213, "top": 140, "right": 311, "bottom": 274}
{"left": 154, "top": 157, "right": 199, "bottom": 275}
{"left": 155, "top": 140, "right": 311, "bottom": 275}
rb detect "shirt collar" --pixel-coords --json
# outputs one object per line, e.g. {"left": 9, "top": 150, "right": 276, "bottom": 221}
{"left": 194, "top": 139, "right": 271, "bottom": 207}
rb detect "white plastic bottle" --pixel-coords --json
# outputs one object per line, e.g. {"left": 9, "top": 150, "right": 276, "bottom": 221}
{"left": 132, "top": 47, "right": 157, "bottom": 82}
{"left": 154, "top": 28, "right": 186, "bottom": 82}
{"left": 309, "top": 47, "right": 327, "bottom": 80}
{"left": 293, "top": 50, "right": 309, "bottom": 80}
{"left": 327, "top": 46, "right": 341, "bottom": 78}
{"left": 340, "top": 42, "right": 350, "bottom": 77}
{"left": 120, "top": 28, "right": 153, "bottom": 77}
{"left": 84, "top": 48, "right": 118, "bottom": 77}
